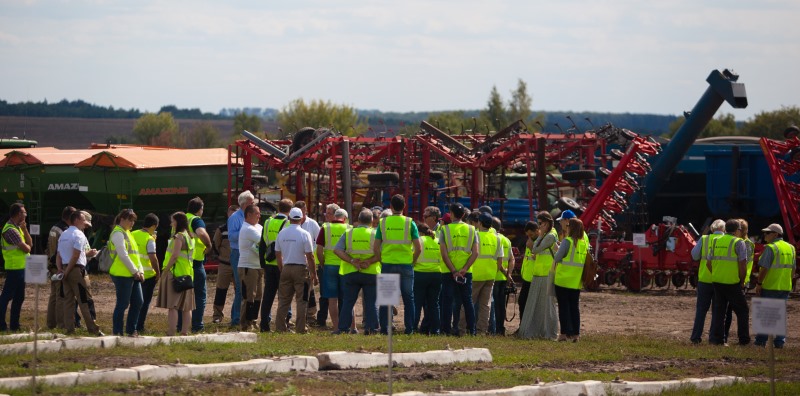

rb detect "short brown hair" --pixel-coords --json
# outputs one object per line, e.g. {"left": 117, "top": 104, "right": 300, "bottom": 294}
{"left": 278, "top": 198, "right": 293, "bottom": 213}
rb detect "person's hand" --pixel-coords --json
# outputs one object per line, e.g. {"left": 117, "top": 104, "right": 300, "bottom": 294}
{"left": 754, "top": 284, "right": 762, "bottom": 295}
{"left": 457, "top": 268, "right": 468, "bottom": 278}
{"left": 87, "top": 249, "right": 99, "bottom": 258}
{"left": 19, "top": 218, "right": 27, "bottom": 228}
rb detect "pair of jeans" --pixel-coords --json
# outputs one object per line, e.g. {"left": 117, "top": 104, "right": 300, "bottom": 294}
{"left": 518, "top": 280, "right": 531, "bottom": 320}
{"left": 110, "top": 275, "right": 143, "bottom": 336}
{"left": 176, "top": 260, "right": 207, "bottom": 332}
{"left": 490, "top": 280, "right": 507, "bottom": 335}
{"left": 554, "top": 285, "right": 580, "bottom": 336}
{"left": 0, "top": 269, "right": 25, "bottom": 331}
{"left": 230, "top": 249, "right": 242, "bottom": 325}
{"left": 754, "top": 289, "right": 791, "bottom": 347}
{"left": 316, "top": 266, "right": 329, "bottom": 326}
{"left": 339, "top": 272, "right": 378, "bottom": 333}
{"left": 690, "top": 281, "right": 715, "bottom": 343}
{"left": 709, "top": 283, "right": 750, "bottom": 345}
{"left": 259, "top": 265, "right": 281, "bottom": 331}
{"left": 441, "top": 272, "right": 475, "bottom": 336}
{"left": 413, "top": 271, "right": 442, "bottom": 334}
{"left": 379, "top": 264, "right": 415, "bottom": 334}
{"left": 136, "top": 276, "right": 158, "bottom": 333}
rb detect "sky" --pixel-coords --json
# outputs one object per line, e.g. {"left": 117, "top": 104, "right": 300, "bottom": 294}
{"left": 1, "top": 0, "right": 798, "bottom": 121}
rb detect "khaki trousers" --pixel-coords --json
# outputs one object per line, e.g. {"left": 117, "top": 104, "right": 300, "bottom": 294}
{"left": 238, "top": 267, "right": 263, "bottom": 330}
{"left": 62, "top": 267, "right": 100, "bottom": 334}
{"left": 276, "top": 265, "right": 311, "bottom": 333}
{"left": 472, "top": 280, "right": 495, "bottom": 334}
{"left": 213, "top": 263, "right": 235, "bottom": 321}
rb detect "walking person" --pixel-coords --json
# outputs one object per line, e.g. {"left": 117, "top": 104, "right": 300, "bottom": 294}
{"left": 471, "top": 212, "right": 504, "bottom": 334}
{"left": 228, "top": 191, "right": 255, "bottom": 327}
{"left": 133, "top": 213, "right": 160, "bottom": 334}
{"left": 317, "top": 208, "right": 349, "bottom": 330}
{"left": 46, "top": 206, "right": 76, "bottom": 330}
{"left": 183, "top": 197, "right": 212, "bottom": 333}
{"left": 58, "top": 210, "right": 103, "bottom": 336}
{"left": 212, "top": 205, "right": 237, "bottom": 324}
{"left": 518, "top": 221, "right": 539, "bottom": 320}
{"left": 334, "top": 209, "right": 381, "bottom": 334}
{"left": 375, "top": 194, "right": 422, "bottom": 335}
{"left": 553, "top": 218, "right": 587, "bottom": 342}
{"left": 518, "top": 212, "right": 559, "bottom": 340}
{"left": 275, "top": 208, "right": 318, "bottom": 333}
{"left": 238, "top": 204, "right": 264, "bottom": 331}
{"left": 689, "top": 219, "right": 725, "bottom": 344}
{"left": 723, "top": 219, "right": 755, "bottom": 344}
{"left": 157, "top": 212, "right": 195, "bottom": 337}
{"left": 413, "top": 223, "right": 444, "bottom": 335}
{"left": 438, "top": 203, "right": 479, "bottom": 336}
{"left": 108, "top": 209, "right": 144, "bottom": 337}
{"left": 259, "top": 199, "right": 291, "bottom": 331}
{"left": 707, "top": 219, "right": 750, "bottom": 346}
{"left": 0, "top": 203, "right": 32, "bottom": 332}
{"left": 754, "top": 223, "right": 796, "bottom": 348}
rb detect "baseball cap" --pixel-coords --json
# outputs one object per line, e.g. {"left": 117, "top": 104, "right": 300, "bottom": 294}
{"left": 556, "top": 209, "right": 576, "bottom": 221}
{"left": 81, "top": 211, "right": 93, "bottom": 227}
{"left": 289, "top": 207, "right": 303, "bottom": 220}
{"left": 478, "top": 205, "right": 493, "bottom": 215}
{"left": 478, "top": 212, "right": 493, "bottom": 228}
{"left": 761, "top": 223, "right": 783, "bottom": 235}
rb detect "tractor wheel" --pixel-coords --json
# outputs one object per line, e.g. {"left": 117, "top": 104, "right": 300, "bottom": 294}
{"left": 367, "top": 172, "right": 400, "bottom": 184}
{"left": 429, "top": 171, "right": 445, "bottom": 181}
{"left": 557, "top": 197, "right": 581, "bottom": 212}
{"left": 604, "top": 270, "right": 617, "bottom": 286}
{"left": 784, "top": 125, "right": 800, "bottom": 139}
{"left": 609, "top": 148, "right": 625, "bottom": 160}
{"left": 654, "top": 272, "right": 669, "bottom": 288}
{"left": 290, "top": 127, "right": 318, "bottom": 153}
{"left": 561, "top": 169, "right": 596, "bottom": 181}
{"left": 671, "top": 272, "right": 687, "bottom": 288}
{"left": 619, "top": 129, "right": 637, "bottom": 141}
{"left": 624, "top": 268, "right": 644, "bottom": 292}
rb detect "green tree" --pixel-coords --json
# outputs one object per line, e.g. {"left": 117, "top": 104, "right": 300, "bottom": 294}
{"left": 666, "top": 113, "right": 738, "bottom": 139}
{"left": 276, "top": 98, "right": 367, "bottom": 138}
{"left": 508, "top": 78, "right": 532, "bottom": 124}
{"left": 184, "top": 122, "right": 223, "bottom": 148}
{"left": 132, "top": 112, "right": 178, "bottom": 145}
{"left": 483, "top": 86, "right": 507, "bottom": 131}
{"left": 739, "top": 106, "right": 800, "bottom": 139}
{"left": 233, "top": 112, "right": 262, "bottom": 137}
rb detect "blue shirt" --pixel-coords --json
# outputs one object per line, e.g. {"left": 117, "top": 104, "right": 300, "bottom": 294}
{"left": 227, "top": 209, "right": 245, "bottom": 251}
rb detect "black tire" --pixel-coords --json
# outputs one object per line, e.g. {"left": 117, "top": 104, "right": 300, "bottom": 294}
{"left": 367, "top": 172, "right": 400, "bottom": 184}
{"left": 671, "top": 272, "right": 687, "bottom": 288}
{"left": 784, "top": 125, "right": 800, "bottom": 139}
{"left": 290, "top": 127, "right": 317, "bottom": 153}
{"left": 561, "top": 169, "right": 596, "bottom": 181}
{"left": 609, "top": 149, "right": 625, "bottom": 160}
{"left": 557, "top": 197, "right": 581, "bottom": 212}
{"left": 429, "top": 171, "right": 445, "bottom": 181}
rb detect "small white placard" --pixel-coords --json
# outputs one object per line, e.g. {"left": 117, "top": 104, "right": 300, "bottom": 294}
{"left": 25, "top": 255, "right": 49, "bottom": 285}
{"left": 376, "top": 273, "right": 401, "bottom": 306}
{"left": 79, "top": 185, "right": 88, "bottom": 192}
{"left": 632, "top": 233, "right": 647, "bottom": 247}
{"left": 29, "top": 224, "right": 40, "bottom": 236}
{"left": 752, "top": 297, "right": 787, "bottom": 336}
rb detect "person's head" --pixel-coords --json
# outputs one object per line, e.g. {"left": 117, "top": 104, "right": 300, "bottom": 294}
{"left": 187, "top": 196, "right": 204, "bottom": 215}
{"left": 417, "top": 222, "right": 434, "bottom": 237}
{"left": 524, "top": 221, "right": 539, "bottom": 239}
{"left": 334, "top": 208, "right": 348, "bottom": 222}
{"left": 478, "top": 205, "right": 493, "bottom": 216}
{"left": 115, "top": 208, "right": 137, "bottom": 230}
{"left": 8, "top": 203, "right": 26, "bottom": 223}
{"left": 371, "top": 207, "right": 382, "bottom": 223}
{"left": 442, "top": 213, "right": 452, "bottom": 225}
{"left": 423, "top": 206, "right": 441, "bottom": 227}
{"left": 227, "top": 204, "right": 239, "bottom": 218}
{"left": 171, "top": 212, "right": 189, "bottom": 234}
{"left": 491, "top": 217, "right": 502, "bottom": 232}
{"left": 724, "top": 219, "right": 740, "bottom": 235}
{"left": 294, "top": 201, "right": 307, "bottom": 215}
{"left": 61, "top": 206, "right": 77, "bottom": 222}
{"left": 358, "top": 209, "right": 374, "bottom": 226}
{"left": 466, "top": 211, "right": 480, "bottom": 226}
{"left": 536, "top": 211, "right": 554, "bottom": 232}
{"left": 390, "top": 194, "right": 405, "bottom": 213}
{"left": 736, "top": 218, "right": 749, "bottom": 239}
{"left": 143, "top": 213, "right": 159, "bottom": 230}
{"left": 244, "top": 204, "right": 261, "bottom": 225}
{"left": 237, "top": 191, "right": 255, "bottom": 208}
{"left": 478, "top": 212, "right": 493, "bottom": 230}
{"left": 288, "top": 207, "right": 303, "bottom": 224}
{"left": 278, "top": 198, "right": 293, "bottom": 214}
{"left": 761, "top": 223, "right": 784, "bottom": 243}
{"left": 567, "top": 218, "right": 584, "bottom": 241}
{"left": 449, "top": 203, "right": 466, "bottom": 221}
{"left": 325, "top": 203, "right": 340, "bottom": 222}
{"left": 69, "top": 210, "right": 86, "bottom": 229}
{"left": 556, "top": 209, "right": 576, "bottom": 226}
{"left": 380, "top": 209, "right": 393, "bottom": 220}
{"left": 79, "top": 211, "right": 93, "bottom": 231}
{"left": 710, "top": 219, "right": 725, "bottom": 233}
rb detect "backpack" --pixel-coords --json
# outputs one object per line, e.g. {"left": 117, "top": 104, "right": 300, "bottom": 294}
{"left": 582, "top": 250, "right": 598, "bottom": 287}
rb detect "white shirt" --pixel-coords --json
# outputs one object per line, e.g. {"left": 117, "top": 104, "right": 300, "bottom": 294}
{"left": 301, "top": 218, "right": 321, "bottom": 253}
{"left": 57, "top": 226, "right": 89, "bottom": 267}
{"left": 275, "top": 224, "right": 314, "bottom": 265}
{"left": 238, "top": 222, "right": 263, "bottom": 269}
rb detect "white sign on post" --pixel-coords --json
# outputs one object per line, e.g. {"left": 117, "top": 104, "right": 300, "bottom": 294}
{"left": 752, "top": 297, "right": 787, "bottom": 336}
{"left": 632, "top": 233, "right": 647, "bottom": 247}
{"left": 376, "top": 273, "right": 401, "bottom": 306}
{"left": 25, "top": 255, "right": 49, "bottom": 285}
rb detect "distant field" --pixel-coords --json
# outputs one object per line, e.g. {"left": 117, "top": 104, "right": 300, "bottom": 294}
{"left": 0, "top": 116, "right": 239, "bottom": 149}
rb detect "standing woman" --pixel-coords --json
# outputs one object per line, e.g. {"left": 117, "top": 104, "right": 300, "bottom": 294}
{"left": 157, "top": 212, "right": 195, "bottom": 336}
{"left": 552, "top": 218, "right": 587, "bottom": 342}
{"left": 517, "top": 221, "right": 539, "bottom": 320}
{"left": 518, "top": 212, "right": 559, "bottom": 339}
{"left": 108, "top": 209, "right": 144, "bottom": 337}
{"left": 413, "top": 223, "right": 444, "bottom": 335}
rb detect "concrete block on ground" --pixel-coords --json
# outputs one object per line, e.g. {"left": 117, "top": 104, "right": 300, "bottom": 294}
{"left": 0, "top": 376, "right": 30, "bottom": 391}
{"left": 62, "top": 337, "right": 105, "bottom": 350}
{"left": 98, "top": 336, "right": 119, "bottom": 348}
{"left": 117, "top": 336, "right": 162, "bottom": 348}
{"left": 0, "top": 340, "right": 63, "bottom": 356}
{"left": 317, "top": 348, "right": 491, "bottom": 370}
{"left": 76, "top": 368, "right": 139, "bottom": 385}
{"left": 684, "top": 376, "right": 740, "bottom": 390}
{"left": 184, "top": 359, "right": 274, "bottom": 377}
{"left": 265, "top": 356, "right": 319, "bottom": 373}
{"left": 0, "top": 332, "right": 61, "bottom": 342}
{"left": 39, "top": 372, "right": 80, "bottom": 388}
{"left": 207, "top": 332, "right": 258, "bottom": 343}
{"left": 134, "top": 364, "right": 183, "bottom": 382}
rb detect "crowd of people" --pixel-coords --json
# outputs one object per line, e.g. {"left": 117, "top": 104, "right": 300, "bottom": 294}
{"left": 0, "top": 197, "right": 794, "bottom": 347}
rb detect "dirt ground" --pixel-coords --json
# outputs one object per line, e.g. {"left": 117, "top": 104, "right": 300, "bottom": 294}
{"left": 11, "top": 274, "right": 800, "bottom": 341}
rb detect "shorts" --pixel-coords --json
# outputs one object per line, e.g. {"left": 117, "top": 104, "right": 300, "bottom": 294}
{"left": 321, "top": 265, "right": 343, "bottom": 299}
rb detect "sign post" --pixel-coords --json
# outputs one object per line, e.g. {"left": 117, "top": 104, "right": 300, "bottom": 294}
{"left": 376, "top": 273, "right": 400, "bottom": 395}
{"left": 752, "top": 297, "right": 787, "bottom": 396}
{"left": 632, "top": 233, "right": 646, "bottom": 289}
{"left": 25, "top": 255, "right": 48, "bottom": 394}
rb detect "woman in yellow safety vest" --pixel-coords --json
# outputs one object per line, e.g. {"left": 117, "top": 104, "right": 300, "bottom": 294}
{"left": 156, "top": 212, "right": 195, "bottom": 336}
{"left": 107, "top": 209, "right": 144, "bottom": 337}
{"left": 552, "top": 218, "right": 587, "bottom": 342}
{"left": 518, "top": 211, "right": 559, "bottom": 340}
{"left": 517, "top": 221, "right": 539, "bottom": 319}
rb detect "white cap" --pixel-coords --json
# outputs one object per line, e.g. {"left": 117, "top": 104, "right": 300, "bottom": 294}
{"left": 289, "top": 207, "right": 303, "bottom": 220}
